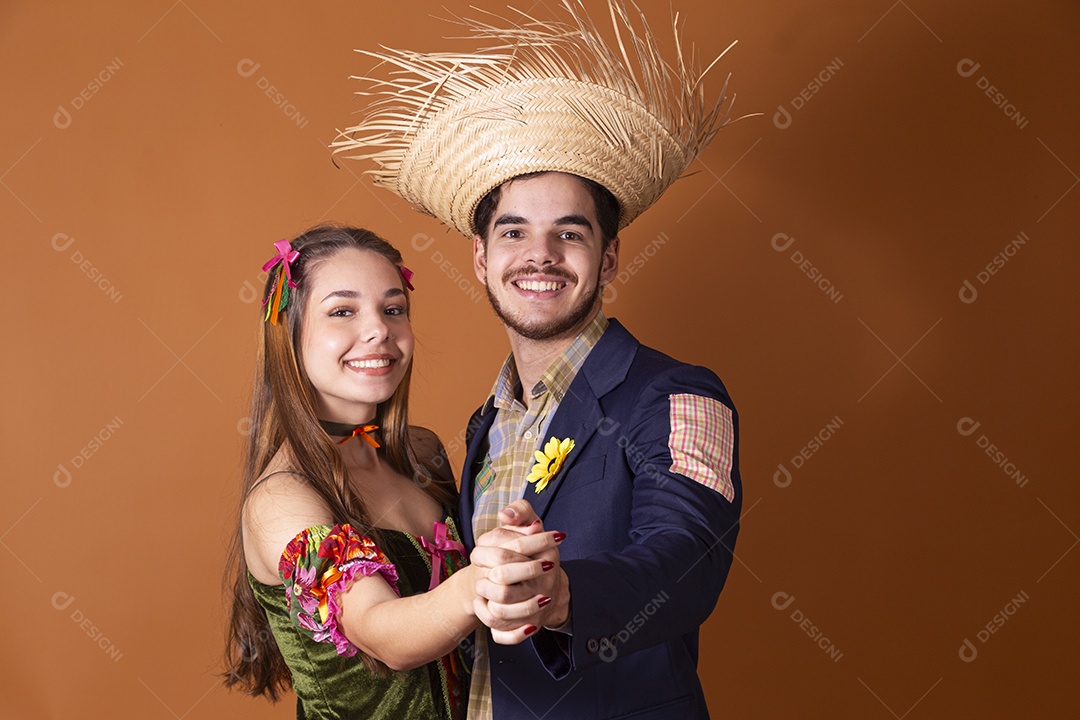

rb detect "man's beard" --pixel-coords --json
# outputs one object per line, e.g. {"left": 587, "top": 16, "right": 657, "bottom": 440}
{"left": 486, "top": 267, "right": 602, "bottom": 341}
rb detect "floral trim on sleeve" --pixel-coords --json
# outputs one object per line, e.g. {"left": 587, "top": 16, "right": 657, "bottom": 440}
{"left": 278, "top": 523, "right": 399, "bottom": 657}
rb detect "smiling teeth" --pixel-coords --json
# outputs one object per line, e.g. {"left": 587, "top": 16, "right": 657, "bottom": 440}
{"left": 346, "top": 358, "right": 391, "bottom": 369}
{"left": 517, "top": 280, "right": 564, "bottom": 292}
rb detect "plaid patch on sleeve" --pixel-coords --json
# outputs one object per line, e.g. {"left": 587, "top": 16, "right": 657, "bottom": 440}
{"left": 668, "top": 393, "right": 735, "bottom": 501}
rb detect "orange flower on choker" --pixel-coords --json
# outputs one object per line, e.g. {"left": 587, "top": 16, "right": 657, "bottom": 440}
{"left": 527, "top": 437, "right": 575, "bottom": 493}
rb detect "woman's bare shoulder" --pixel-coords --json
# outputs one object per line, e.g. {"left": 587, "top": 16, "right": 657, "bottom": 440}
{"left": 243, "top": 449, "right": 333, "bottom": 584}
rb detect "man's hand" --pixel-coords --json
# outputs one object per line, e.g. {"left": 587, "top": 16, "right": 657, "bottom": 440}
{"left": 471, "top": 500, "right": 570, "bottom": 644}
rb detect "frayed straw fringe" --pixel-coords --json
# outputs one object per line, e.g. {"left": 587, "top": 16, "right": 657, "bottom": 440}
{"left": 332, "top": 0, "right": 738, "bottom": 236}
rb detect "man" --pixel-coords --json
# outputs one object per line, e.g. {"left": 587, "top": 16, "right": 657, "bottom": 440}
{"left": 461, "top": 170, "right": 741, "bottom": 719}
{"left": 332, "top": 2, "right": 743, "bottom": 716}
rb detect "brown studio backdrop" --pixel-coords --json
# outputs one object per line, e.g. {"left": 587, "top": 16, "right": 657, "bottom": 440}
{"left": 4, "top": 1, "right": 1077, "bottom": 718}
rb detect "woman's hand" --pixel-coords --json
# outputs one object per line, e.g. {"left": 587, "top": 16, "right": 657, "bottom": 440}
{"left": 470, "top": 500, "right": 569, "bottom": 644}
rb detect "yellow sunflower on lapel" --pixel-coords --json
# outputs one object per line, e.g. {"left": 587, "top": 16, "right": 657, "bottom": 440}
{"left": 527, "top": 437, "right": 576, "bottom": 493}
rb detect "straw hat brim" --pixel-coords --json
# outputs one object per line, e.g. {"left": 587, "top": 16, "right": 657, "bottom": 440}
{"left": 333, "top": 0, "right": 735, "bottom": 239}
{"left": 389, "top": 79, "right": 688, "bottom": 237}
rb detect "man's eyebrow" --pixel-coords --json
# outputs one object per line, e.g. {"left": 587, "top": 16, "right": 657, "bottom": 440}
{"left": 553, "top": 214, "right": 593, "bottom": 229}
{"left": 493, "top": 214, "right": 527, "bottom": 228}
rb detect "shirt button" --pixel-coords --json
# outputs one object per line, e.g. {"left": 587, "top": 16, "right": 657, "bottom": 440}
{"left": 524, "top": 431, "right": 533, "bottom": 439}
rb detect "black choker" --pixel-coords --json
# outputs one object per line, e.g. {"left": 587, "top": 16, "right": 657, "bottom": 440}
{"left": 319, "top": 420, "right": 382, "bottom": 448}
{"left": 319, "top": 419, "right": 369, "bottom": 437}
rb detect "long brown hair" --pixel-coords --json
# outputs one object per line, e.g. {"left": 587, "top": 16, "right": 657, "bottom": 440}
{"left": 223, "top": 225, "right": 456, "bottom": 699}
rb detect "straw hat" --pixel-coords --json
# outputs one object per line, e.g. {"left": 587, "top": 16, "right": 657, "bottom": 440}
{"left": 332, "top": 0, "right": 737, "bottom": 238}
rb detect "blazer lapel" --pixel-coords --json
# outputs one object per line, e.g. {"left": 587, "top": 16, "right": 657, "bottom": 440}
{"left": 523, "top": 319, "right": 639, "bottom": 519}
{"left": 524, "top": 382, "right": 603, "bottom": 519}
{"left": 459, "top": 403, "right": 497, "bottom": 548}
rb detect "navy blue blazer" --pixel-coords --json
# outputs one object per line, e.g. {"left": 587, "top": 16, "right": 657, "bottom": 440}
{"left": 461, "top": 319, "right": 742, "bottom": 720}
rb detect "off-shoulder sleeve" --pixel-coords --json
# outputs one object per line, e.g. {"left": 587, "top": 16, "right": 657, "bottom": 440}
{"left": 278, "top": 523, "right": 399, "bottom": 657}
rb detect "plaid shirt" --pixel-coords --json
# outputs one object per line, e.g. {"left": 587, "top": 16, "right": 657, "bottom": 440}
{"left": 467, "top": 313, "right": 609, "bottom": 720}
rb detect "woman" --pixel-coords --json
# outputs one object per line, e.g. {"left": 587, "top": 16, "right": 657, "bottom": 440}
{"left": 223, "top": 225, "right": 556, "bottom": 719}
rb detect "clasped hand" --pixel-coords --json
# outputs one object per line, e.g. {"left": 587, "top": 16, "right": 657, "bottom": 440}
{"left": 470, "top": 499, "right": 569, "bottom": 645}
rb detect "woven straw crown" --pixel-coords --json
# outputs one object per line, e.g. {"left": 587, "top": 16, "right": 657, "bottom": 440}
{"left": 332, "top": 0, "right": 736, "bottom": 238}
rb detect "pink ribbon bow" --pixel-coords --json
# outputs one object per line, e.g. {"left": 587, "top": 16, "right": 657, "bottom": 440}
{"left": 399, "top": 264, "right": 415, "bottom": 291}
{"left": 421, "top": 521, "right": 464, "bottom": 590}
{"left": 262, "top": 239, "right": 300, "bottom": 289}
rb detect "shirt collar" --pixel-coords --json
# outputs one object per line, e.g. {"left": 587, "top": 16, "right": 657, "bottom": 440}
{"left": 484, "top": 312, "right": 610, "bottom": 413}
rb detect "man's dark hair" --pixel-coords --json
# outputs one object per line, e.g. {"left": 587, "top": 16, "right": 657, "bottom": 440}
{"left": 473, "top": 172, "right": 621, "bottom": 248}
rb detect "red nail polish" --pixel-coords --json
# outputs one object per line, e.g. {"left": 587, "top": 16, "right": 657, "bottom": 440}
{"left": 529, "top": 519, "right": 542, "bottom": 527}
{"left": 553, "top": 532, "right": 566, "bottom": 543}
{"left": 524, "top": 625, "right": 538, "bottom": 636}
{"left": 541, "top": 561, "right": 554, "bottom": 572}
{"left": 538, "top": 596, "right": 552, "bottom": 608}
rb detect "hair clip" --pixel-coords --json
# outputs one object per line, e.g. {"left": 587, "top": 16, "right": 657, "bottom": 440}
{"left": 399, "top": 264, "right": 415, "bottom": 291}
{"left": 262, "top": 239, "right": 300, "bottom": 325}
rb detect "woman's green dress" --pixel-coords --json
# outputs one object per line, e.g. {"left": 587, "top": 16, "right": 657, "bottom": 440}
{"left": 249, "top": 517, "right": 468, "bottom": 719}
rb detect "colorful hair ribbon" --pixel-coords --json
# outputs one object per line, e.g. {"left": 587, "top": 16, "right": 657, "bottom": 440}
{"left": 262, "top": 239, "right": 300, "bottom": 325}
